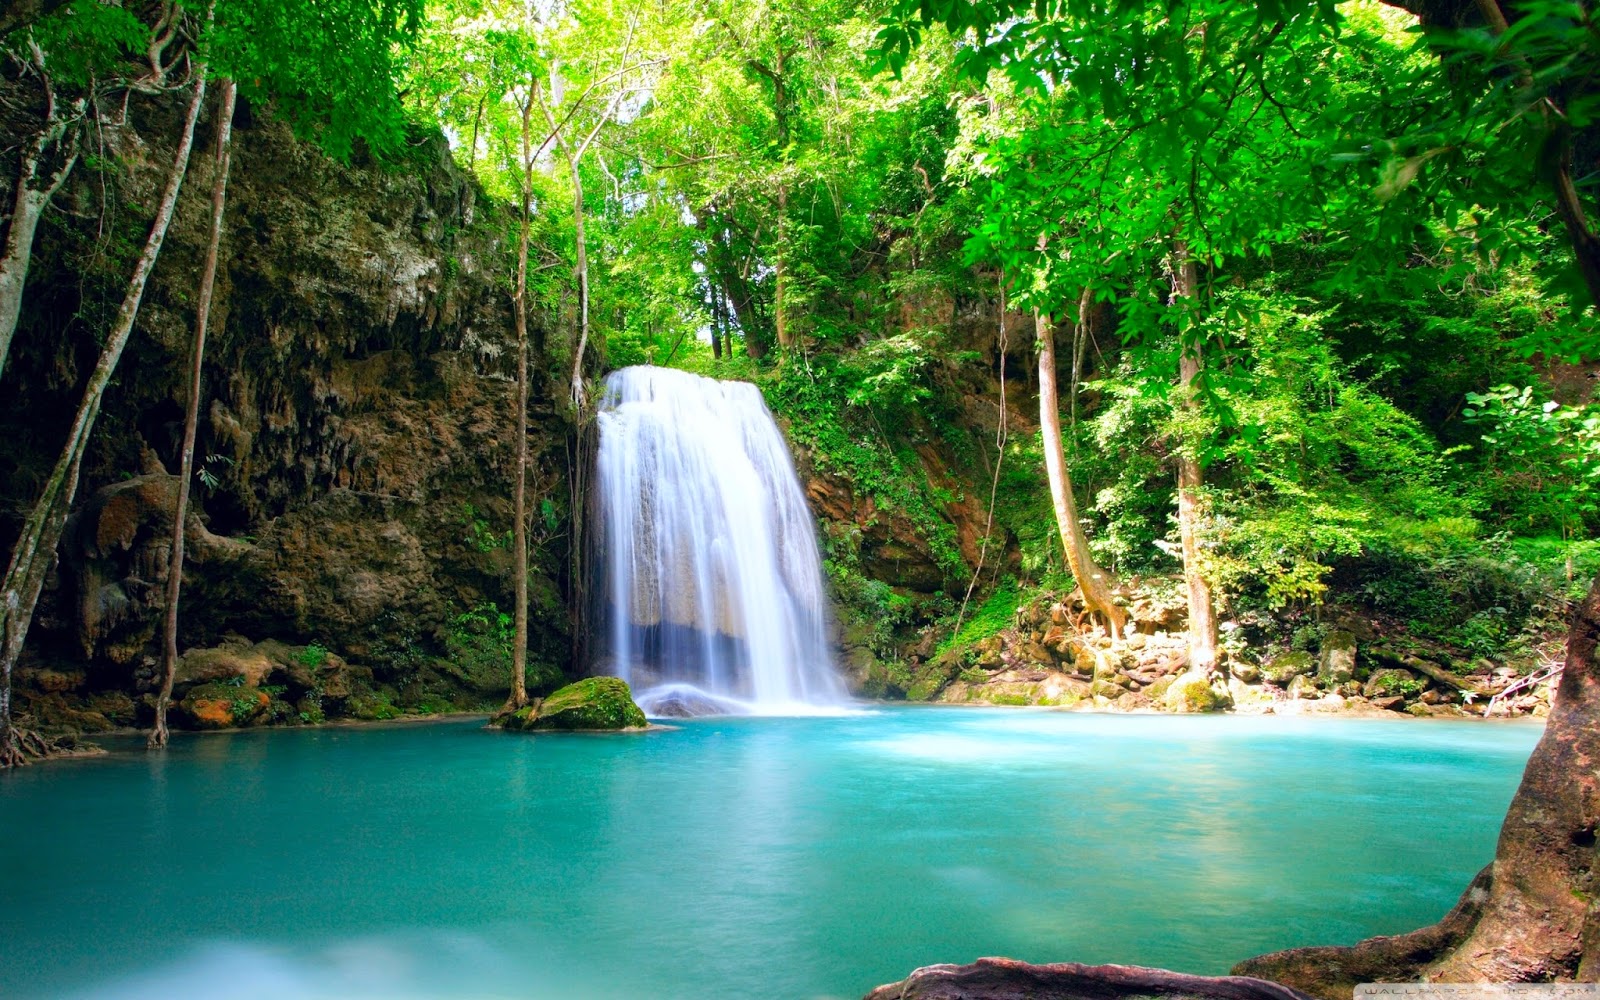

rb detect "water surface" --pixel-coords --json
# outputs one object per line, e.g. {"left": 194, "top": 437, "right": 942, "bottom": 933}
{"left": 0, "top": 708, "right": 1542, "bottom": 999}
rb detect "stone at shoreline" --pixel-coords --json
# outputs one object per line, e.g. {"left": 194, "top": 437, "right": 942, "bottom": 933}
{"left": 862, "top": 959, "right": 1316, "bottom": 1000}
{"left": 1163, "top": 671, "right": 1232, "bottom": 712}
{"left": 1286, "top": 675, "right": 1320, "bottom": 700}
{"left": 498, "top": 677, "right": 647, "bottom": 732}
{"left": 1318, "top": 631, "right": 1357, "bottom": 684}
{"left": 1260, "top": 650, "right": 1314, "bottom": 685}
{"left": 1362, "top": 667, "right": 1417, "bottom": 700}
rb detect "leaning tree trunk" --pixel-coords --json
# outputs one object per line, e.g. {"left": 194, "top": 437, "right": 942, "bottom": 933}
{"left": 1171, "top": 248, "right": 1220, "bottom": 677}
{"left": 1036, "top": 309, "right": 1126, "bottom": 636}
{"left": 1236, "top": 574, "right": 1600, "bottom": 996}
{"left": 150, "top": 78, "right": 236, "bottom": 749}
{"left": 0, "top": 69, "right": 208, "bottom": 768}
{"left": 0, "top": 73, "right": 83, "bottom": 383}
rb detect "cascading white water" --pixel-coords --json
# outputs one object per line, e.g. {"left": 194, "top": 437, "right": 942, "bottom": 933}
{"left": 593, "top": 365, "right": 845, "bottom": 716}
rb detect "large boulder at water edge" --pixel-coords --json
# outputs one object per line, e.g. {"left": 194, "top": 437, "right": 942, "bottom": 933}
{"left": 499, "top": 677, "right": 648, "bottom": 732}
{"left": 1162, "top": 670, "right": 1233, "bottom": 712}
{"left": 863, "top": 960, "right": 1314, "bottom": 1000}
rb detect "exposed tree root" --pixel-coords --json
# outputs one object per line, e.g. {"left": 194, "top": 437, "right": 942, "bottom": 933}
{"left": 1236, "top": 575, "right": 1600, "bottom": 998}
{"left": 0, "top": 725, "right": 96, "bottom": 768}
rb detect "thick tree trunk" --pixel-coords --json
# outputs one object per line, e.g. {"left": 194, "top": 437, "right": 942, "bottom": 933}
{"left": 1036, "top": 309, "right": 1125, "bottom": 636}
{"left": 1236, "top": 574, "right": 1600, "bottom": 996}
{"left": 1, "top": 69, "right": 207, "bottom": 767}
{"left": 1171, "top": 250, "right": 1220, "bottom": 677}
{"left": 150, "top": 78, "right": 236, "bottom": 749}
{"left": 0, "top": 75, "right": 82, "bottom": 382}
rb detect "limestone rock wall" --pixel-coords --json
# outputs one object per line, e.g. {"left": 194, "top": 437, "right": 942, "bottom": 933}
{"left": 1, "top": 89, "right": 575, "bottom": 725}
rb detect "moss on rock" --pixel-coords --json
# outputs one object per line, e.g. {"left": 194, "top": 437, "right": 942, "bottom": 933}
{"left": 499, "top": 677, "right": 647, "bottom": 732}
{"left": 1162, "top": 671, "right": 1233, "bottom": 713}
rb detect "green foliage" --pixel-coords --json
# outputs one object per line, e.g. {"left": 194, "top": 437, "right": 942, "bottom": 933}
{"left": 761, "top": 358, "right": 967, "bottom": 579}
{"left": 458, "top": 503, "right": 510, "bottom": 553}
{"left": 1463, "top": 385, "right": 1600, "bottom": 540}
{"left": 296, "top": 643, "right": 328, "bottom": 671}
{"left": 939, "top": 576, "right": 1020, "bottom": 656}
{"left": 446, "top": 601, "right": 515, "bottom": 684}
{"left": 822, "top": 522, "right": 918, "bottom": 660}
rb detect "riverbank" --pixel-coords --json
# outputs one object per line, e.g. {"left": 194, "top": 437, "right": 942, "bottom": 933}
{"left": 865, "top": 588, "right": 1555, "bottom": 720}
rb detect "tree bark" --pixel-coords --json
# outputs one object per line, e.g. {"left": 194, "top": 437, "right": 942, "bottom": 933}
{"left": 774, "top": 181, "right": 789, "bottom": 351}
{"left": 1036, "top": 309, "right": 1125, "bottom": 636}
{"left": 566, "top": 147, "right": 589, "bottom": 409}
{"left": 0, "top": 51, "right": 83, "bottom": 382}
{"left": 1236, "top": 574, "right": 1600, "bottom": 996}
{"left": 710, "top": 282, "right": 723, "bottom": 359}
{"left": 1171, "top": 248, "right": 1220, "bottom": 677}
{"left": 503, "top": 96, "right": 536, "bottom": 714}
{"left": 1, "top": 67, "right": 208, "bottom": 768}
{"left": 150, "top": 78, "right": 236, "bottom": 750}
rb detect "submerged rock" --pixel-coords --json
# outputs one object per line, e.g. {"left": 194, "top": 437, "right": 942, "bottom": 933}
{"left": 499, "top": 677, "right": 648, "bottom": 732}
{"left": 863, "top": 959, "right": 1315, "bottom": 1000}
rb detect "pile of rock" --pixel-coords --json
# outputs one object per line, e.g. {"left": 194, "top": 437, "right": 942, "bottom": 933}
{"left": 919, "top": 593, "right": 1552, "bottom": 717}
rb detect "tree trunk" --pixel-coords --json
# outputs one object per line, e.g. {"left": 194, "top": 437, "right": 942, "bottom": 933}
{"left": 503, "top": 98, "right": 536, "bottom": 714}
{"left": 567, "top": 150, "right": 589, "bottom": 411}
{"left": 1036, "top": 309, "right": 1125, "bottom": 636}
{"left": 774, "top": 182, "right": 789, "bottom": 351}
{"left": 1171, "top": 249, "right": 1220, "bottom": 677}
{"left": 1, "top": 68, "right": 208, "bottom": 768}
{"left": 1237, "top": 574, "right": 1600, "bottom": 996}
{"left": 150, "top": 78, "right": 236, "bottom": 750}
{"left": 0, "top": 80, "right": 82, "bottom": 382}
{"left": 710, "top": 282, "right": 723, "bottom": 359}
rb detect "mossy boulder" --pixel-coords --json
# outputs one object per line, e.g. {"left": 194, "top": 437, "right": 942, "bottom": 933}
{"left": 500, "top": 677, "right": 647, "bottom": 732}
{"left": 175, "top": 682, "right": 270, "bottom": 729}
{"left": 1318, "top": 630, "right": 1358, "bottom": 684}
{"left": 1260, "top": 650, "right": 1315, "bottom": 685}
{"left": 1162, "top": 671, "right": 1233, "bottom": 713}
{"left": 1363, "top": 667, "right": 1419, "bottom": 699}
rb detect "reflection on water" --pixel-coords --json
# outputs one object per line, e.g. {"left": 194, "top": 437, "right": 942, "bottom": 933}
{"left": 0, "top": 709, "right": 1541, "bottom": 1000}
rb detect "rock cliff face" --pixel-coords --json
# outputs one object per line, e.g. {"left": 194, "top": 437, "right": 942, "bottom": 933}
{"left": 1, "top": 91, "right": 576, "bottom": 730}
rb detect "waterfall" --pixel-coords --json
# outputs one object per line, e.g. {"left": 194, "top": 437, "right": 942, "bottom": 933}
{"left": 593, "top": 365, "right": 846, "bottom": 716}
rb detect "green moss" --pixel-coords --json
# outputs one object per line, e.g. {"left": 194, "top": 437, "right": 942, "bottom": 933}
{"left": 504, "top": 677, "right": 647, "bottom": 732}
{"left": 938, "top": 577, "right": 1021, "bottom": 657}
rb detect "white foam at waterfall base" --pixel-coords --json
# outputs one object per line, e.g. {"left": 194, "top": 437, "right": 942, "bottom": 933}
{"left": 595, "top": 366, "right": 848, "bottom": 716}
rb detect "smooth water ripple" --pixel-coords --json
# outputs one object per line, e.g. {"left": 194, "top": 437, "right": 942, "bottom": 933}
{"left": 0, "top": 709, "right": 1541, "bottom": 999}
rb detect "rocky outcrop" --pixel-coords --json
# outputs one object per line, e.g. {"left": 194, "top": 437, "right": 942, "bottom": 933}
{"left": 886, "top": 588, "right": 1552, "bottom": 717}
{"left": 497, "top": 677, "right": 647, "bottom": 731}
{"left": 862, "top": 960, "right": 1315, "bottom": 1000}
{"left": 2, "top": 91, "right": 576, "bottom": 731}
